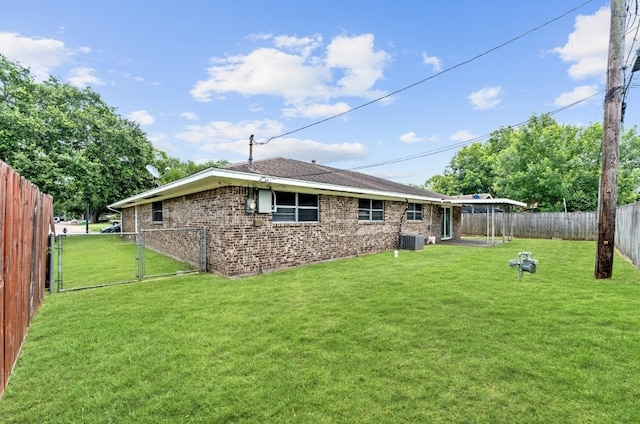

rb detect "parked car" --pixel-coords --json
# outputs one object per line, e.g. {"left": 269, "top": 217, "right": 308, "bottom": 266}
{"left": 100, "top": 222, "right": 121, "bottom": 233}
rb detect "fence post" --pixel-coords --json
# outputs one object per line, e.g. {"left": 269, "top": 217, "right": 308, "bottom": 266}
{"left": 136, "top": 233, "right": 144, "bottom": 281}
{"left": 201, "top": 226, "right": 208, "bottom": 272}
{"left": 48, "top": 234, "right": 54, "bottom": 294}
{"left": 56, "top": 234, "right": 64, "bottom": 291}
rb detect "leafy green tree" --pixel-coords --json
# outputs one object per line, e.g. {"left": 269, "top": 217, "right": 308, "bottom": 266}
{"left": 427, "top": 143, "right": 496, "bottom": 195}
{"left": 150, "top": 150, "right": 229, "bottom": 184}
{"left": 424, "top": 114, "right": 640, "bottom": 211}
{"left": 1, "top": 55, "right": 156, "bottom": 221}
{"left": 422, "top": 173, "right": 457, "bottom": 194}
{"left": 493, "top": 115, "right": 584, "bottom": 211}
{"left": 619, "top": 126, "right": 640, "bottom": 205}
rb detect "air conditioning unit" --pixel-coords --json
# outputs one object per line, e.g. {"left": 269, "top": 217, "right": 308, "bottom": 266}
{"left": 401, "top": 234, "right": 424, "bottom": 251}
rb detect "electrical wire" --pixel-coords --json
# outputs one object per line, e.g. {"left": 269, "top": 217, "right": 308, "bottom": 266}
{"left": 288, "top": 89, "right": 604, "bottom": 180}
{"left": 622, "top": 0, "right": 640, "bottom": 116}
{"left": 348, "top": 90, "right": 604, "bottom": 171}
{"left": 253, "top": 0, "right": 595, "bottom": 146}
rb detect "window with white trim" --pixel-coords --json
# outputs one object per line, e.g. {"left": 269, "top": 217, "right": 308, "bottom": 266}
{"left": 407, "top": 203, "right": 423, "bottom": 221}
{"left": 272, "top": 191, "right": 318, "bottom": 222}
{"left": 358, "top": 198, "right": 384, "bottom": 221}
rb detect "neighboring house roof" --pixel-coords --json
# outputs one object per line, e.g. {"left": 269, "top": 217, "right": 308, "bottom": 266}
{"left": 450, "top": 193, "right": 493, "bottom": 200}
{"left": 444, "top": 193, "right": 527, "bottom": 208}
{"left": 449, "top": 197, "right": 527, "bottom": 208}
{"left": 109, "top": 157, "right": 451, "bottom": 209}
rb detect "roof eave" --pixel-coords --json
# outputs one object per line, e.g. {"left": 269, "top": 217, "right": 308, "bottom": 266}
{"left": 449, "top": 198, "right": 527, "bottom": 208}
{"left": 109, "top": 167, "right": 447, "bottom": 209}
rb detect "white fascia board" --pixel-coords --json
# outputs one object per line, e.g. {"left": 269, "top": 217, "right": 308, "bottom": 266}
{"left": 109, "top": 167, "right": 446, "bottom": 209}
{"left": 449, "top": 198, "right": 527, "bottom": 208}
{"left": 262, "top": 177, "right": 445, "bottom": 204}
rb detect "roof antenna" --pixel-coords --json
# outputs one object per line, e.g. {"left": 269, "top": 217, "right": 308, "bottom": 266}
{"left": 248, "top": 134, "right": 254, "bottom": 167}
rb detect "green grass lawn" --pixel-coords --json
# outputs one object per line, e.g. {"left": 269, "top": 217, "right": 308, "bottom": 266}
{"left": 54, "top": 234, "right": 197, "bottom": 290}
{"left": 2, "top": 239, "right": 640, "bottom": 423}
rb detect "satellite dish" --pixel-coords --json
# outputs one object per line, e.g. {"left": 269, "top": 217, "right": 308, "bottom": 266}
{"left": 146, "top": 164, "right": 160, "bottom": 178}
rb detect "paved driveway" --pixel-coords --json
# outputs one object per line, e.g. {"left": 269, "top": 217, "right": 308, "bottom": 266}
{"left": 54, "top": 223, "right": 89, "bottom": 234}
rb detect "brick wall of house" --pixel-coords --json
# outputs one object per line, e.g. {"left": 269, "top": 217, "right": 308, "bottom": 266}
{"left": 122, "top": 187, "right": 449, "bottom": 277}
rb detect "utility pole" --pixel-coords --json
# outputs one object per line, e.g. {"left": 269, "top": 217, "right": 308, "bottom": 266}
{"left": 595, "top": 0, "right": 625, "bottom": 279}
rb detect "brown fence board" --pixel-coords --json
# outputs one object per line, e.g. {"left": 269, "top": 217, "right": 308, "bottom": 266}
{"left": 463, "top": 212, "right": 598, "bottom": 240}
{"left": 0, "top": 162, "right": 6, "bottom": 395}
{"left": 1, "top": 160, "right": 52, "bottom": 398}
{"left": 615, "top": 202, "right": 640, "bottom": 268}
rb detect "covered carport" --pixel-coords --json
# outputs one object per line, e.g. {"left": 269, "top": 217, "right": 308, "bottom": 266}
{"left": 450, "top": 196, "right": 527, "bottom": 246}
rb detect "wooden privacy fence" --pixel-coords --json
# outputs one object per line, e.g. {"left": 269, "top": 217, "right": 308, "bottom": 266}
{"left": 462, "top": 211, "right": 598, "bottom": 240}
{"left": 1, "top": 160, "right": 53, "bottom": 398}
{"left": 615, "top": 202, "right": 640, "bottom": 269}
{"left": 462, "top": 205, "right": 640, "bottom": 268}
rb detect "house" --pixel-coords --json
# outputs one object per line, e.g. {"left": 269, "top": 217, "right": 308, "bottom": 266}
{"left": 109, "top": 158, "right": 463, "bottom": 277}
{"left": 450, "top": 193, "right": 527, "bottom": 244}
{"left": 452, "top": 193, "right": 495, "bottom": 213}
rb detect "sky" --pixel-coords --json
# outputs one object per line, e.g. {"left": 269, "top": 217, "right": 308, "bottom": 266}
{"left": 1, "top": 1, "right": 639, "bottom": 186}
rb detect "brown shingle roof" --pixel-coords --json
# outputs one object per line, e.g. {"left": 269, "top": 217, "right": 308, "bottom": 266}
{"left": 226, "top": 157, "right": 445, "bottom": 199}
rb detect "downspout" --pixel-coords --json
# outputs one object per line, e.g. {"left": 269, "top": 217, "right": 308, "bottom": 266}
{"left": 429, "top": 204, "right": 434, "bottom": 238}
{"left": 107, "top": 204, "right": 125, "bottom": 234}
{"left": 397, "top": 199, "right": 408, "bottom": 249}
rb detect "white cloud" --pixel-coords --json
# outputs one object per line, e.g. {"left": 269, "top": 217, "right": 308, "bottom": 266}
{"left": 190, "top": 33, "right": 390, "bottom": 117}
{"left": 176, "top": 118, "right": 368, "bottom": 163}
{"left": 553, "top": 84, "right": 600, "bottom": 107}
{"left": 422, "top": 51, "right": 442, "bottom": 73}
{"left": 176, "top": 119, "right": 285, "bottom": 144}
{"left": 325, "top": 34, "right": 390, "bottom": 98}
{"left": 180, "top": 112, "right": 199, "bottom": 121}
{"left": 450, "top": 130, "right": 478, "bottom": 142}
{"left": 122, "top": 72, "right": 146, "bottom": 83}
{"left": 399, "top": 131, "right": 424, "bottom": 143}
{"left": 551, "top": 6, "right": 609, "bottom": 81}
{"left": 190, "top": 47, "right": 331, "bottom": 101}
{"left": 273, "top": 33, "right": 323, "bottom": 58}
{"left": 147, "top": 133, "right": 177, "bottom": 154}
{"left": 246, "top": 32, "right": 273, "bottom": 42}
{"left": 282, "top": 101, "right": 351, "bottom": 118}
{"left": 129, "top": 110, "right": 155, "bottom": 126}
{"left": 0, "top": 31, "right": 71, "bottom": 80}
{"left": 245, "top": 137, "right": 368, "bottom": 163}
{"left": 468, "top": 86, "right": 502, "bottom": 110}
{"left": 68, "top": 67, "right": 104, "bottom": 87}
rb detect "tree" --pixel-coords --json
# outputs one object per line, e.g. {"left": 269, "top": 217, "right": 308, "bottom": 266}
{"left": 0, "top": 55, "right": 156, "bottom": 220}
{"left": 423, "top": 114, "right": 640, "bottom": 211}
{"left": 493, "top": 115, "right": 585, "bottom": 211}
{"left": 150, "top": 150, "right": 229, "bottom": 184}
{"left": 618, "top": 126, "right": 640, "bottom": 205}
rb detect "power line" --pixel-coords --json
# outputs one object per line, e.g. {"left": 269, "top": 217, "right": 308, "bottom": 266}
{"left": 288, "top": 90, "right": 604, "bottom": 180}
{"left": 348, "top": 90, "right": 604, "bottom": 171}
{"left": 254, "top": 0, "right": 595, "bottom": 146}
